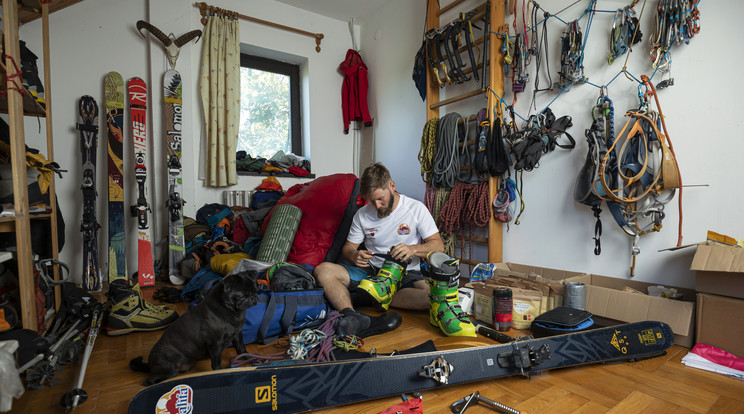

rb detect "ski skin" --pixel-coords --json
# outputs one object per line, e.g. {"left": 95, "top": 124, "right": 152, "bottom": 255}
{"left": 164, "top": 69, "right": 185, "bottom": 285}
{"left": 105, "top": 71, "right": 127, "bottom": 284}
{"left": 128, "top": 321, "right": 674, "bottom": 414}
{"left": 78, "top": 96, "right": 102, "bottom": 292}
{"left": 128, "top": 77, "right": 155, "bottom": 287}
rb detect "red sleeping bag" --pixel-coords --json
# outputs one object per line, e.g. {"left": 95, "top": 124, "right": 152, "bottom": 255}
{"left": 261, "top": 173, "right": 362, "bottom": 267}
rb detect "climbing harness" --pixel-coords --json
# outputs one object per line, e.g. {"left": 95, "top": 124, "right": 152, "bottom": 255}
{"left": 592, "top": 75, "right": 682, "bottom": 276}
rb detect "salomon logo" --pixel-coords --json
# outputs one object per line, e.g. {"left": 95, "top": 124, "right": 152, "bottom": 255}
{"left": 255, "top": 385, "right": 271, "bottom": 403}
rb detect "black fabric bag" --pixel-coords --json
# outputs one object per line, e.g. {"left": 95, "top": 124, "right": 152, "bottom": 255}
{"left": 530, "top": 306, "right": 595, "bottom": 338}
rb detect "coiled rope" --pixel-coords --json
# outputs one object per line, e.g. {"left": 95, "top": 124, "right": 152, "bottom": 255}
{"left": 432, "top": 113, "right": 466, "bottom": 190}
{"left": 418, "top": 118, "right": 439, "bottom": 184}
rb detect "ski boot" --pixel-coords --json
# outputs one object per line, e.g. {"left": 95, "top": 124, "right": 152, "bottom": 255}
{"left": 105, "top": 279, "right": 179, "bottom": 336}
{"left": 357, "top": 254, "right": 408, "bottom": 311}
{"left": 426, "top": 252, "right": 476, "bottom": 337}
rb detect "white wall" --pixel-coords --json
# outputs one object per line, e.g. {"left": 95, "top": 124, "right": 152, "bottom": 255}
{"left": 19, "top": 0, "right": 354, "bottom": 283}
{"left": 361, "top": 0, "right": 744, "bottom": 288}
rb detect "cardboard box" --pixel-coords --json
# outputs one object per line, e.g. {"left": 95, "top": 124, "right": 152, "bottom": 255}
{"left": 565, "top": 274, "right": 696, "bottom": 348}
{"left": 696, "top": 293, "right": 744, "bottom": 358}
{"left": 690, "top": 244, "right": 744, "bottom": 299}
{"left": 495, "top": 263, "right": 587, "bottom": 281}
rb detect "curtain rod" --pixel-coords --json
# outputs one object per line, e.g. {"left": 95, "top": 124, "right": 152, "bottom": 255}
{"left": 194, "top": 2, "right": 324, "bottom": 53}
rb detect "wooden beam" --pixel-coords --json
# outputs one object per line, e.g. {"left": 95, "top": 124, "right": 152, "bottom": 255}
{"left": 425, "top": 0, "right": 440, "bottom": 121}
{"left": 3, "top": 0, "right": 37, "bottom": 331}
{"left": 429, "top": 88, "right": 486, "bottom": 110}
{"left": 487, "top": 0, "right": 506, "bottom": 263}
{"left": 42, "top": 3, "right": 62, "bottom": 311}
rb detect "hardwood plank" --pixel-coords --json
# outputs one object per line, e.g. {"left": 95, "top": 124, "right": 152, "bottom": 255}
{"left": 601, "top": 363, "right": 720, "bottom": 413}
{"left": 515, "top": 385, "right": 589, "bottom": 414}
{"left": 608, "top": 390, "right": 686, "bottom": 413}
{"left": 707, "top": 395, "right": 744, "bottom": 413}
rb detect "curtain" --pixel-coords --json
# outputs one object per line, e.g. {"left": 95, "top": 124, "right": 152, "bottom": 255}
{"left": 200, "top": 14, "right": 240, "bottom": 187}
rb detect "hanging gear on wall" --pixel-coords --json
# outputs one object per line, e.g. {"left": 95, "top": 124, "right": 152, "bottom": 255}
{"left": 574, "top": 89, "right": 615, "bottom": 255}
{"left": 594, "top": 76, "right": 682, "bottom": 276}
{"left": 607, "top": 6, "right": 642, "bottom": 65}
{"left": 649, "top": 0, "right": 700, "bottom": 72}
{"left": 555, "top": 20, "right": 585, "bottom": 91}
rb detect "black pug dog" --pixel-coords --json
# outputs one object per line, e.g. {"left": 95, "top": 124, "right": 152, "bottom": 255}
{"left": 130, "top": 271, "right": 258, "bottom": 384}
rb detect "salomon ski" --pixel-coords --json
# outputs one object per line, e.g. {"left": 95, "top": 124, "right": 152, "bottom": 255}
{"left": 164, "top": 69, "right": 185, "bottom": 285}
{"left": 78, "top": 96, "right": 101, "bottom": 292}
{"left": 128, "top": 77, "right": 155, "bottom": 286}
{"left": 105, "top": 71, "right": 126, "bottom": 283}
{"left": 129, "top": 320, "right": 674, "bottom": 414}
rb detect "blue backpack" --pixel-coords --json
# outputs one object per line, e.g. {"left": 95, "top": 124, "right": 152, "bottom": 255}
{"left": 242, "top": 287, "right": 328, "bottom": 344}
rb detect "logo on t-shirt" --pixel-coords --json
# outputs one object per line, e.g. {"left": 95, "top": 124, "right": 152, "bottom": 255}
{"left": 366, "top": 227, "right": 378, "bottom": 237}
{"left": 397, "top": 223, "right": 411, "bottom": 235}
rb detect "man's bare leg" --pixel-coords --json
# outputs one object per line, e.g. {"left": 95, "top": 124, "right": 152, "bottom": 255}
{"left": 314, "top": 262, "right": 354, "bottom": 310}
{"left": 390, "top": 280, "right": 429, "bottom": 311}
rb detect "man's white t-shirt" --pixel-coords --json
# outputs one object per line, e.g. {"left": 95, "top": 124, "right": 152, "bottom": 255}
{"left": 347, "top": 194, "right": 439, "bottom": 271}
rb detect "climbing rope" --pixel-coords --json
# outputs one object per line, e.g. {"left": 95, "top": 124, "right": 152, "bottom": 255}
{"left": 419, "top": 118, "right": 439, "bottom": 185}
{"left": 432, "top": 113, "right": 466, "bottom": 190}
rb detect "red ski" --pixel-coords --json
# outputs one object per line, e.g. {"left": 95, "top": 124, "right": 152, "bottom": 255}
{"left": 128, "top": 77, "right": 155, "bottom": 286}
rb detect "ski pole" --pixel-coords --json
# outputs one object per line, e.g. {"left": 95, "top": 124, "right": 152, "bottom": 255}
{"left": 60, "top": 302, "right": 102, "bottom": 412}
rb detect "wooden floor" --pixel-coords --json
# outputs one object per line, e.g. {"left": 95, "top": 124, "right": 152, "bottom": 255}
{"left": 7, "top": 287, "right": 744, "bottom": 414}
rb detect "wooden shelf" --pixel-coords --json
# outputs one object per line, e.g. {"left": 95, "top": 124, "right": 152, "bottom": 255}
{"left": 16, "top": 0, "right": 83, "bottom": 24}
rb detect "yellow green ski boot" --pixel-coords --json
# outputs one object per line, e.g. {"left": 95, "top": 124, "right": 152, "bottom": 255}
{"left": 426, "top": 252, "right": 476, "bottom": 337}
{"left": 357, "top": 255, "right": 407, "bottom": 311}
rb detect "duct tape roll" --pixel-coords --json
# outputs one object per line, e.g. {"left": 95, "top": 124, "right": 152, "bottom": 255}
{"left": 564, "top": 282, "right": 587, "bottom": 310}
{"left": 256, "top": 204, "right": 303, "bottom": 263}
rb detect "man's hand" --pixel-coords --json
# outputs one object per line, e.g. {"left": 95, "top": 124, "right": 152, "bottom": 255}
{"left": 353, "top": 250, "right": 373, "bottom": 267}
{"left": 390, "top": 243, "right": 416, "bottom": 263}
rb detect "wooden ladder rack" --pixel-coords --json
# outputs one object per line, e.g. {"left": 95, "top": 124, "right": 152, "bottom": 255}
{"left": 425, "top": 0, "right": 506, "bottom": 264}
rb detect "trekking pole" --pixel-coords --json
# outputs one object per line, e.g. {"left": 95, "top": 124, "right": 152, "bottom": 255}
{"left": 60, "top": 302, "right": 102, "bottom": 411}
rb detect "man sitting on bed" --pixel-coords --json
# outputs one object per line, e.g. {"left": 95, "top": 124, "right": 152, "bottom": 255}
{"left": 314, "top": 162, "right": 444, "bottom": 335}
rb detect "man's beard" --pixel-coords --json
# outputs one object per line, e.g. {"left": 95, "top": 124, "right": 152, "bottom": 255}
{"left": 377, "top": 190, "right": 395, "bottom": 218}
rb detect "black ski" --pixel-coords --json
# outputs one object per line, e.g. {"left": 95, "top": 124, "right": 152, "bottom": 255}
{"left": 128, "top": 320, "right": 673, "bottom": 414}
{"left": 77, "top": 96, "right": 101, "bottom": 292}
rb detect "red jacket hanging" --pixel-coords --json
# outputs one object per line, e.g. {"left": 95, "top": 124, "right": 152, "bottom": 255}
{"left": 339, "top": 49, "right": 373, "bottom": 134}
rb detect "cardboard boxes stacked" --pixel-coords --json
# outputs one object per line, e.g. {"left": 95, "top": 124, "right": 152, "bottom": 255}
{"left": 472, "top": 262, "right": 696, "bottom": 348}
{"left": 690, "top": 244, "right": 744, "bottom": 358}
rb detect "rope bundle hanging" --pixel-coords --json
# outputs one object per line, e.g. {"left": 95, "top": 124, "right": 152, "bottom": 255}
{"left": 432, "top": 113, "right": 466, "bottom": 190}
{"left": 419, "top": 118, "right": 439, "bottom": 184}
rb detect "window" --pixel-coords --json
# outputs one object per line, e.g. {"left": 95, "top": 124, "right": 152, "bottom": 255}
{"left": 239, "top": 53, "right": 301, "bottom": 158}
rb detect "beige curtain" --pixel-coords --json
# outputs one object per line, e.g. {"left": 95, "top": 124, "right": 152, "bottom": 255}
{"left": 200, "top": 14, "right": 240, "bottom": 187}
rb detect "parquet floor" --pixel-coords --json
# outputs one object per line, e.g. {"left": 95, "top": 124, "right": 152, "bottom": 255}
{"left": 7, "top": 286, "right": 744, "bottom": 413}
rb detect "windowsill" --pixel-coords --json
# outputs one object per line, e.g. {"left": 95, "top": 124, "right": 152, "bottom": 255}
{"left": 237, "top": 170, "right": 315, "bottom": 179}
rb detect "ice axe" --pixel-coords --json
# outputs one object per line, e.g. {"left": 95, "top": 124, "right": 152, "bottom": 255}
{"left": 136, "top": 20, "right": 202, "bottom": 70}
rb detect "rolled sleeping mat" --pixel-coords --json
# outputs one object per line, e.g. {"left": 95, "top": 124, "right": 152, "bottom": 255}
{"left": 256, "top": 204, "right": 303, "bottom": 263}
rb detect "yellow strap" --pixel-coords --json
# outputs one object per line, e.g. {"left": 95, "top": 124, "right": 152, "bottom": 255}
{"left": 164, "top": 97, "right": 182, "bottom": 104}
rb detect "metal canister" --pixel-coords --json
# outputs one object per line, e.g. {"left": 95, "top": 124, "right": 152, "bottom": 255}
{"left": 493, "top": 287, "right": 513, "bottom": 331}
{"left": 564, "top": 282, "right": 587, "bottom": 310}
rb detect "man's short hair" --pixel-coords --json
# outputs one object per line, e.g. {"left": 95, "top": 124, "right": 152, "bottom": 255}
{"left": 360, "top": 163, "right": 391, "bottom": 197}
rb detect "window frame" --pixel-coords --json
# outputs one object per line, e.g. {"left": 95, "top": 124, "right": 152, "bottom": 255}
{"left": 239, "top": 52, "right": 302, "bottom": 156}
